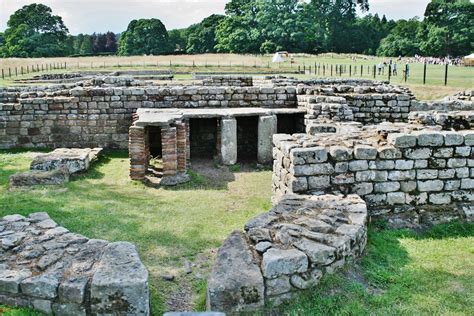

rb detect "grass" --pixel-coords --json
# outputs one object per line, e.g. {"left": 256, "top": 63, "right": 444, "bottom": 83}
{"left": 1, "top": 151, "right": 474, "bottom": 315}
{"left": 1, "top": 53, "right": 472, "bottom": 99}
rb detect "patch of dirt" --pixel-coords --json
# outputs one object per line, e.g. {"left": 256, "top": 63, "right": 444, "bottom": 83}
{"left": 166, "top": 281, "right": 194, "bottom": 312}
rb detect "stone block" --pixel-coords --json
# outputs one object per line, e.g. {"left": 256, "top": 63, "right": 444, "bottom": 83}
{"left": 9, "top": 168, "right": 70, "bottom": 187}
{"left": 354, "top": 145, "right": 377, "bottom": 160}
{"left": 261, "top": 248, "right": 308, "bottom": 279}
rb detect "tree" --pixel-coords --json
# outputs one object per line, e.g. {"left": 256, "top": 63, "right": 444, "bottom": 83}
{"left": 105, "top": 32, "right": 117, "bottom": 53}
{"left": 377, "top": 18, "right": 422, "bottom": 56}
{"left": 186, "top": 15, "right": 225, "bottom": 54}
{"left": 118, "top": 19, "right": 170, "bottom": 55}
{"left": 2, "top": 4, "right": 69, "bottom": 57}
{"left": 79, "top": 34, "right": 93, "bottom": 55}
{"left": 418, "top": 0, "right": 473, "bottom": 56}
{"left": 168, "top": 29, "right": 187, "bottom": 52}
{"left": 92, "top": 33, "right": 107, "bottom": 54}
{"left": 215, "top": 0, "right": 262, "bottom": 53}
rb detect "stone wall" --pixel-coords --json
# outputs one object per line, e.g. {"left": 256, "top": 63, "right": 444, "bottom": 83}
{"left": 0, "top": 85, "right": 296, "bottom": 149}
{"left": 195, "top": 75, "right": 253, "bottom": 87}
{"left": 272, "top": 125, "right": 474, "bottom": 224}
{"left": 0, "top": 212, "right": 150, "bottom": 315}
{"left": 207, "top": 193, "right": 367, "bottom": 312}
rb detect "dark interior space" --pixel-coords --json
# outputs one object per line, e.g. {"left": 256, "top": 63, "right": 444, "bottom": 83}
{"left": 148, "top": 127, "right": 162, "bottom": 157}
{"left": 277, "top": 113, "right": 306, "bottom": 134}
{"left": 190, "top": 118, "right": 218, "bottom": 159}
{"left": 237, "top": 116, "right": 258, "bottom": 161}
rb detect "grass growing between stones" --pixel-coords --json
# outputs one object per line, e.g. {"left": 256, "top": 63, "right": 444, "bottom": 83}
{"left": 1, "top": 150, "right": 473, "bottom": 315}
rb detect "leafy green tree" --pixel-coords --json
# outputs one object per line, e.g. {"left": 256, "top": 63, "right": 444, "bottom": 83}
{"left": 377, "top": 18, "right": 422, "bottom": 56}
{"left": 352, "top": 14, "right": 395, "bottom": 55}
{"left": 3, "top": 4, "right": 69, "bottom": 57}
{"left": 79, "top": 34, "right": 93, "bottom": 55}
{"left": 186, "top": 14, "right": 225, "bottom": 54}
{"left": 418, "top": 0, "right": 473, "bottom": 56}
{"left": 215, "top": 0, "right": 262, "bottom": 53}
{"left": 168, "top": 29, "right": 187, "bottom": 52}
{"left": 118, "top": 19, "right": 170, "bottom": 55}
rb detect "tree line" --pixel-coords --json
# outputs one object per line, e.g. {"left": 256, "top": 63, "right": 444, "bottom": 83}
{"left": 0, "top": 0, "right": 472, "bottom": 58}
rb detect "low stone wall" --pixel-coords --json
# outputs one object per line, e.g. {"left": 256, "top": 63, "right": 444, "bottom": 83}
{"left": 0, "top": 85, "right": 296, "bottom": 149}
{"left": 409, "top": 111, "right": 474, "bottom": 130}
{"left": 297, "top": 84, "right": 413, "bottom": 125}
{"left": 0, "top": 212, "right": 150, "bottom": 315}
{"left": 207, "top": 193, "right": 367, "bottom": 312}
{"left": 195, "top": 75, "right": 253, "bottom": 87}
{"left": 272, "top": 125, "right": 474, "bottom": 224}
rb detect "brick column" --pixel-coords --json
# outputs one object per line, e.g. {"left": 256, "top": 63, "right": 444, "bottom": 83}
{"left": 176, "top": 121, "right": 187, "bottom": 173}
{"left": 185, "top": 120, "right": 191, "bottom": 169}
{"left": 129, "top": 126, "right": 149, "bottom": 180}
{"left": 161, "top": 126, "right": 178, "bottom": 176}
{"left": 221, "top": 118, "right": 237, "bottom": 165}
{"left": 258, "top": 115, "right": 277, "bottom": 164}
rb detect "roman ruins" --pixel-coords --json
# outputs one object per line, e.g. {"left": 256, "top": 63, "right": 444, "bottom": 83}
{"left": 1, "top": 73, "right": 473, "bottom": 314}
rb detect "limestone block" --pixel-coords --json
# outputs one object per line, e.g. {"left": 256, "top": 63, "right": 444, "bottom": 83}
{"left": 220, "top": 118, "right": 237, "bottom": 165}
{"left": 354, "top": 145, "right": 378, "bottom": 160}
{"left": 261, "top": 248, "right": 308, "bottom": 279}
{"left": 258, "top": 115, "right": 277, "bottom": 164}
{"left": 9, "top": 168, "right": 70, "bottom": 187}
{"left": 207, "top": 231, "right": 264, "bottom": 312}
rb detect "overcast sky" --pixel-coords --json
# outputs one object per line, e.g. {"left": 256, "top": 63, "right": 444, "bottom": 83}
{"left": 0, "top": 0, "right": 431, "bottom": 35}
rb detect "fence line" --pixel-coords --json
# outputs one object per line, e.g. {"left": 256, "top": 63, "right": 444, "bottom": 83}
{"left": 0, "top": 60, "right": 456, "bottom": 86}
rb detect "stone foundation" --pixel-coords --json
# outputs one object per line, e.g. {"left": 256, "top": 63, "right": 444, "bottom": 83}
{"left": 272, "top": 124, "right": 474, "bottom": 223}
{"left": 0, "top": 213, "right": 150, "bottom": 315}
{"left": 207, "top": 194, "right": 367, "bottom": 312}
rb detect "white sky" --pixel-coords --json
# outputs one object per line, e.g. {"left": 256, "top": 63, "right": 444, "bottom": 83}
{"left": 0, "top": 0, "right": 431, "bottom": 35}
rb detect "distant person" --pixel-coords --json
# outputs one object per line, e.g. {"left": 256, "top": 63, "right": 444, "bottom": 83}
{"left": 393, "top": 63, "right": 397, "bottom": 76}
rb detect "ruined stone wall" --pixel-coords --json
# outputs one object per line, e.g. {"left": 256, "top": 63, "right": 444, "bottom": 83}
{"left": 207, "top": 194, "right": 367, "bottom": 312}
{"left": 0, "top": 86, "right": 296, "bottom": 149}
{"left": 297, "top": 84, "right": 413, "bottom": 125}
{"left": 272, "top": 128, "right": 474, "bottom": 224}
{"left": 195, "top": 75, "right": 253, "bottom": 87}
{"left": 0, "top": 213, "right": 150, "bottom": 315}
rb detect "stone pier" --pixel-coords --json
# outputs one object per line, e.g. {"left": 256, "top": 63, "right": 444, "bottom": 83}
{"left": 258, "top": 115, "right": 278, "bottom": 164}
{"left": 221, "top": 118, "right": 238, "bottom": 165}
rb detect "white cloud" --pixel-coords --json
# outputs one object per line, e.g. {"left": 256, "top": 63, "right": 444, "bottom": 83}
{"left": 0, "top": 0, "right": 431, "bottom": 35}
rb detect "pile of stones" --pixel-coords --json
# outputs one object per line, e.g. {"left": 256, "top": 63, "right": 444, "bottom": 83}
{"left": 0, "top": 212, "right": 150, "bottom": 315}
{"left": 9, "top": 148, "right": 102, "bottom": 188}
{"left": 207, "top": 193, "right": 367, "bottom": 312}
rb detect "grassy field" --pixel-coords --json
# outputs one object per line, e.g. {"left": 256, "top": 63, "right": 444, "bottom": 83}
{"left": 1, "top": 151, "right": 473, "bottom": 315}
{"left": 0, "top": 53, "right": 472, "bottom": 99}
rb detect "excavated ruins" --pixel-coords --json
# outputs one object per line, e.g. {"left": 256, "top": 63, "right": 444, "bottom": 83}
{"left": 1, "top": 73, "right": 473, "bottom": 314}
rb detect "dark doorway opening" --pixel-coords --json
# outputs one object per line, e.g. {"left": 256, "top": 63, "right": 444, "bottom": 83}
{"left": 277, "top": 113, "right": 306, "bottom": 134}
{"left": 148, "top": 127, "right": 162, "bottom": 157}
{"left": 190, "top": 118, "right": 218, "bottom": 159}
{"left": 237, "top": 116, "right": 258, "bottom": 161}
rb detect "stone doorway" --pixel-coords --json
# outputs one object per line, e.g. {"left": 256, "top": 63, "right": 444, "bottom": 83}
{"left": 277, "top": 113, "right": 305, "bottom": 134}
{"left": 189, "top": 118, "right": 219, "bottom": 160}
{"left": 148, "top": 127, "right": 162, "bottom": 158}
{"left": 237, "top": 116, "right": 258, "bottom": 161}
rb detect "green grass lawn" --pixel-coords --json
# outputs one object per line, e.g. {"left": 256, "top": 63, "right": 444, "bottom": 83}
{"left": 1, "top": 151, "right": 473, "bottom": 315}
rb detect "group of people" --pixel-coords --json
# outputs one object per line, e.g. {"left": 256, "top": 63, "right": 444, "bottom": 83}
{"left": 410, "top": 55, "right": 463, "bottom": 66}
{"left": 376, "top": 60, "right": 403, "bottom": 76}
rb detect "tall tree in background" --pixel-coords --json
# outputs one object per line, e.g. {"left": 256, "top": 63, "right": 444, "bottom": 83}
{"left": 215, "top": 0, "right": 262, "bottom": 53}
{"left": 377, "top": 18, "right": 422, "bottom": 56}
{"left": 418, "top": 0, "right": 473, "bottom": 56}
{"left": 168, "top": 29, "right": 187, "bottom": 52}
{"left": 79, "top": 34, "right": 93, "bottom": 55}
{"left": 104, "top": 32, "right": 117, "bottom": 53}
{"left": 118, "top": 19, "right": 170, "bottom": 55}
{"left": 186, "top": 14, "right": 225, "bottom": 54}
{"left": 1, "top": 4, "right": 69, "bottom": 57}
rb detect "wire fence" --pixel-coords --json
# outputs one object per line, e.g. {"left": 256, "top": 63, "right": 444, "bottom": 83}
{"left": 0, "top": 59, "right": 465, "bottom": 87}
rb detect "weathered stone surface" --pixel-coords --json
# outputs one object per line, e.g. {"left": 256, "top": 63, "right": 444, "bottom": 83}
{"left": 31, "top": 148, "right": 102, "bottom": 174}
{"left": 207, "top": 231, "right": 264, "bottom": 312}
{"left": 0, "top": 212, "right": 149, "bottom": 316}
{"left": 9, "top": 168, "right": 70, "bottom": 187}
{"left": 208, "top": 194, "right": 367, "bottom": 310}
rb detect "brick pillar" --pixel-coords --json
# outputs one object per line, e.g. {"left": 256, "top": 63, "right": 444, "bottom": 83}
{"left": 161, "top": 126, "right": 178, "bottom": 176}
{"left": 129, "top": 126, "right": 149, "bottom": 180}
{"left": 176, "top": 121, "right": 187, "bottom": 173}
